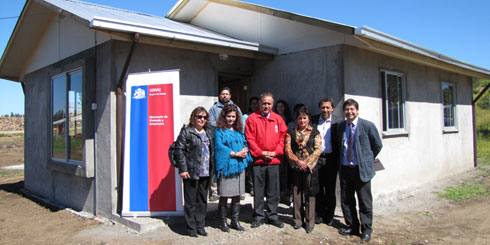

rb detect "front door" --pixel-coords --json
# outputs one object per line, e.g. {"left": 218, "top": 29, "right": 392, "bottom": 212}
{"left": 218, "top": 74, "right": 248, "bottom": 113}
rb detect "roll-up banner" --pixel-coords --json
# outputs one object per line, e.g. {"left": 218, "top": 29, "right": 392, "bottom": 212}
{"left": 122, "top": 70, "right": 183, "bottom": 217}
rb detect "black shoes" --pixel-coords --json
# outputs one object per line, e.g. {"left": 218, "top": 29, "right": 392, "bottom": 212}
{"left": 306, "top": 227, "right": 314, "bottom": 233}
{"left": 338, "top": 227, "right": 360, "bottom": 236}
{"left": 251, "top": 219, "right": 264, "bottom": 228}
{"left": 230, "top": 204, "right": 245, "bottom": 231}
{"left": 315, "top": 216, "right": 323, "bottom": 224}
{"left": 268, "top": 219, "right": 284, "bottom": 228}
{"left": 189, "top": 232, "right": 198, "bottom": 238}
{"left": 293, "top": 224, "right": 302, "bottom": 229}
{"left": 218, "top": 206, "right": 230, "bottom": 232}
{"left": 325, "top": 218, "right": 334, "bottom": 226}
{"left": 361, "top": 233, "right": 371, "bottom": 242}
{"left": 197, "top": 228, "right": 208, "bottom": 236}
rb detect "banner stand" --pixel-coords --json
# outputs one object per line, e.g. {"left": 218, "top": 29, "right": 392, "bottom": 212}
{"left": 122, "top": 70, "right": 183, "bottom": 217}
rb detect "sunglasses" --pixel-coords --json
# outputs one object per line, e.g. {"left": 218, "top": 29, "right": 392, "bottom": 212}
{"left": 195, "top": 115, "right": 208, "bottom": 120}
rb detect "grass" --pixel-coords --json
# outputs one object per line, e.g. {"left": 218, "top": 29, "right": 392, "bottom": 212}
{"left": 0, "top": 132, "right": 24, "bottom": 138}
{"left": 434, "top": 107, "right": 490, "bottom": 201}
{"left": 0, "top": 170, "right": 24, "bottom": 179}
{"left": 434, "top": 181, "right": 490, "bottom": 201}
{"left": 417, "top": 211, "right": 433, "bottom": 218}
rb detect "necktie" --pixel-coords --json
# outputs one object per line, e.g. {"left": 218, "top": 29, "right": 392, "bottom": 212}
{"left": 347, "top": 122, "right": 355, "bottom": 162}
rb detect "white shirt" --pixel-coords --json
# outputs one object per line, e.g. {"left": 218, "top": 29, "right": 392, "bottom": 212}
{"left": 318, "top": 115, "right": 333, "bottom": 154}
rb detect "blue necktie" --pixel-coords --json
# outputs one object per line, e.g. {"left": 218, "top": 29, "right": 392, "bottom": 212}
{"left": 347, "top": 123, "right": 355, "bottom": 162}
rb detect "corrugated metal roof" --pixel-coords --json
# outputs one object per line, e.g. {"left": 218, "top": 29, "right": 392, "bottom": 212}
{"left": 43, "top": 0, "right": 260, "bottom": 50}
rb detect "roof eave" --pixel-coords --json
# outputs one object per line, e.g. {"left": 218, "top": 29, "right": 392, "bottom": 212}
{"left": 0, "top": 0, "right": 32, "bottom": 82}
{"left": 90, "top": 16, "right": 276, "bottom": 56}
{"left": 355, "top": 26, "right": 490, "bottom": 79}
{"left": 167, "top": 0, "right": 355, "bottom": 35}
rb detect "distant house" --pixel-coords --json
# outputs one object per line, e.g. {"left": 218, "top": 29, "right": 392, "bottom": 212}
{"left": 1, "top": 0, "right": 489, "bottom": 219}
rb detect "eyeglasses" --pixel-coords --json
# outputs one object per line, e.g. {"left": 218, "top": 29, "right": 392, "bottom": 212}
{"left": 195, "top": 115, "right": 208, "bottom": 120}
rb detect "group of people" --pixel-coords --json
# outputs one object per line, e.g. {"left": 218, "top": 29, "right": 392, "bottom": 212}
{"left": 172, "top": 87, "right": 382, "bottom": 243}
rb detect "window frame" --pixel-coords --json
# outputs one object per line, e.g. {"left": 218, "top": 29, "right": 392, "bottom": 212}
{"left": 381, "top": 70, "right": 407, "bottom": 134}
{"left": 441, "top": 82, "right": 458, "bottom": 132}
{"left": 50, "top": 67, "right": 84, "bottom": 164}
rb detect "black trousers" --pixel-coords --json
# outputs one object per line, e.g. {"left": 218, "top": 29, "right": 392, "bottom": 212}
{"left": 183, "top": 177, "right": 210, "bottom": 234}
{"left": 340, "top": 165, "right": 373, "bottom": 235}
{"left": 316, "top": 154, "right": 338, "bottom": 221}
{"left": 252, "top": 164, "right": 280, "bottom": 222}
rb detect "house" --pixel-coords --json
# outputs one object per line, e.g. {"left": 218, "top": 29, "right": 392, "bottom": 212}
{"left": 1, "top": 0, "right": 489, "bottom": 219}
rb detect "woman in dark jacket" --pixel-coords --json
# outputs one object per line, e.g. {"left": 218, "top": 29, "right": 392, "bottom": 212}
{"left": 284, "top": 106, "right": 322, "bottom": 233}
{"left": 174, "top": 106, "right": 215, "bottom": 237}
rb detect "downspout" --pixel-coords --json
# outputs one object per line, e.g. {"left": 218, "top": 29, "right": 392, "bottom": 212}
{"left": 93, "top": 31, "right": 98, "bottom": 216}
{"left": 471, "top": 81, "right": 490, "bottom": 168}
{"left": 116, "top": 33, "right": 139, "bottom": 214}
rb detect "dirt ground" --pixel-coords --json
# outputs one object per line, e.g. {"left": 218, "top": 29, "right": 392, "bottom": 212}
{"left": 1, "top": 133, "right": 490, "bottom": 244}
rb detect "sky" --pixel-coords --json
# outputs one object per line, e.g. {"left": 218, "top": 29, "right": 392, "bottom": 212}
{"left": 0, "top": 0, "right": 489, "bottom": 115}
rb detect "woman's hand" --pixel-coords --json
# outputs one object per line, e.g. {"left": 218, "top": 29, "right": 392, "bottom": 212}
{"left": 298, "top": 160, "right": 308, "bottom": 170}
{"left": 180, "top": 172, "right": 190, "bottom": 179}
{"left": 232, "top": 148, "right": 248, "bottom": 158}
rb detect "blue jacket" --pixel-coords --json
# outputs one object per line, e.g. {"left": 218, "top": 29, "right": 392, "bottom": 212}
{"left": 214, "top": 128, "right": 252, "bottom": 179}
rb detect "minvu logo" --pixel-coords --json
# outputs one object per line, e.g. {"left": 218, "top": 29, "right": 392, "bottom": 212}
{"left": 133, "top": 88, "right": 146, "bottom": 99}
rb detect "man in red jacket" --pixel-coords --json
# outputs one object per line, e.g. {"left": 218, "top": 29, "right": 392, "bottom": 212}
{"left": 245, "top": 92, "right": 288, "bottom": 228}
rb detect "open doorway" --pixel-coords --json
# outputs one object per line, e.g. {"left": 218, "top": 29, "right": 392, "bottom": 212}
{"left": 218, "top": 73, "right": 249, "bottom": 113}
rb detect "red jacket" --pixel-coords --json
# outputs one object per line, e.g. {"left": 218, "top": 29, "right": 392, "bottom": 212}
{"left": 245, "top": 111, "right": 287, "bottom": 165}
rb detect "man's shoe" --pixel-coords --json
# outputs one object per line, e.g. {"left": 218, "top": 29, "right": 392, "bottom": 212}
{"left": 338, "top": 227, "right": 359, "bottom": 236}
{"left": 251, "top": 220, "right": 264, "bottom": 228}
{"left": 306, "top": 227, "right": 314, "bottom": 233}
{"left": 361, "top": 233, "right": 371, "bottom": 242}
{"left": 197, "top": 228, "right": 208, "bottom": 236}
{"left": 315, "top": 216, "right": 323, "bottom": 224}
{"left": 209, "top": 195, "right": 219, "bottom": 202}
{"left": 189, "top": 232, "right": 198, "bottom": 238}
{"left": 293, "top": 224, "right": 302, "bottom": 229}
{"left": 325, "top": 218, "right": 334, "bottom": 226}
{"left": 268, "top": 219, "right": 284, "bottom": 228}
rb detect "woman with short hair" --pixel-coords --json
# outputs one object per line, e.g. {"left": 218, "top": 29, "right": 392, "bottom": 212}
{"left": 285, "top": 106, "right": 322, "bottom": 233}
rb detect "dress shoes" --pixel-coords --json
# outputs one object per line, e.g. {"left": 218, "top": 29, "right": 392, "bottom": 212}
{"left": 251, "top": 219, "right": 264, "bottom": 228}
{"left": 361, "top": 233, "right": 371, "bottom": 242}
{"left": 293, "top": 224, "right": 302, "bottom": 229}
{"left": 197, "top": 228, "right": 208, "bottom": 236}
{"left": 268, "top": 219, "right": 284, "bottom": 228}
{"left": 338, "top": 227, "right": 360, "bottom": 236}
{"left": 325, "top": 218, "right": 334, "bottom": 226}
{"left": 306, "top": 227, "right": 314, "bottom": 233}
{"left": 315, "top": 216, "right": 323, "bottom": 224}
{"left": 188, "top": 232, "right": 198, "bottom": 238}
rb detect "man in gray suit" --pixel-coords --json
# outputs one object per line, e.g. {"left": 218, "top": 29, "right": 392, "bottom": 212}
{"left": 336, "top": 99, "right": 382, "bottom": 243}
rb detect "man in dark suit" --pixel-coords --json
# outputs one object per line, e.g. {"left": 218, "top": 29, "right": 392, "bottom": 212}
{"left": 311, "top": 97, "right": 341, "bottom": 226}
{"left": 336, "top": 99, "right": 382, "bottom": 243}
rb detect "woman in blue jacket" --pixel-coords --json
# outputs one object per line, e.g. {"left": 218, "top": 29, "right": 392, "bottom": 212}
{"left": 215, "top": 104, "right": 252, "bottom": 232}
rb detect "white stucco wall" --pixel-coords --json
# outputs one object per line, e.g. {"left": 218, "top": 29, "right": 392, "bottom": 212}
{"left": 179, "top": 95, "right": 217, "bottom": 126}
{"left": 25, "top": 15, "right": 111, "bottom": 74}
{"left": 344, "top": 46, "right": 474, "bottom": 198}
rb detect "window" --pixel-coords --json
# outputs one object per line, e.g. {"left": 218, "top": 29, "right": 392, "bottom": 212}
{"left": 381, "top": 70, "right": 406, "bottom": 131}
{"left": 442, "top": 82, "right": 456, "bottom": 128}
{"left": 52, "top": 69, "right": 83, "bottom": 162}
